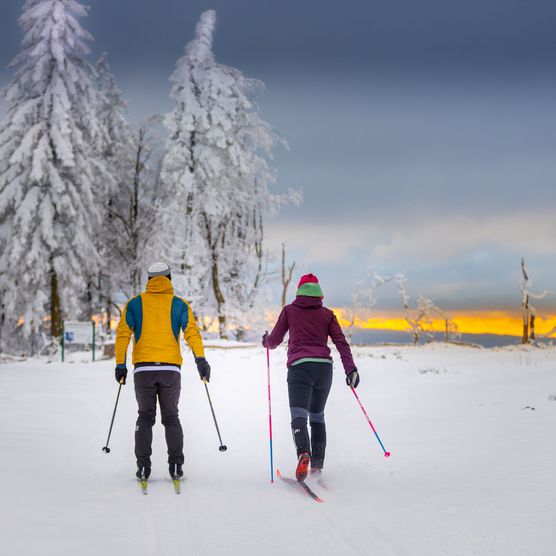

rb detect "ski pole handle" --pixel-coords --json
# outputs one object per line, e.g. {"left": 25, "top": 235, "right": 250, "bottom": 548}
{"left": 350, "top": 386, "right": 391, "bottom": 458}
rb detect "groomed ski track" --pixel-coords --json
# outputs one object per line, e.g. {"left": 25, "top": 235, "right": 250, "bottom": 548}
{"left": 0, "top": 343, "right": 555, "bottom": 556}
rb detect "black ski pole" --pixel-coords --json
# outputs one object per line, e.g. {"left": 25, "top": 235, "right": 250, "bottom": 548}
{"left": 203, "top": 378, "right": 227, "bottom": 452}
{"left": 102, "top": 379, "right": 124, "bottom": 453}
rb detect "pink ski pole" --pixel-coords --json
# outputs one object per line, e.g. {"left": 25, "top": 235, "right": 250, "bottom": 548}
{"left": 351, "top": 386, "right": 391, "bottom": 458}
{"left": 266, "top": 345, "right": 275, "bottom": 482}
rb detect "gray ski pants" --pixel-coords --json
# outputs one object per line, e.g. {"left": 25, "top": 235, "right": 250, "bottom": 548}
{"left": 133, "top": 371, "right": 184, "bottom": 468}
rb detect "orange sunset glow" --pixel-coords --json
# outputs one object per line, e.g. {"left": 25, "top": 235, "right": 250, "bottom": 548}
{"left": 333, "top": 309, "right": 556, "bottom": 338}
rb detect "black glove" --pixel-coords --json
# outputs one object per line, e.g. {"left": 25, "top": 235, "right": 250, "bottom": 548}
{"left": 195, "top": 357, "right": 211, "bottom": 382}
{"left": 115, "top": 365, "right": 127, "bottom": 385}
{"left": 345, "top": 368, "right": 360, "bottom": 388}
{"left": 262, "top": 331, "right": 269, "bottom": 348}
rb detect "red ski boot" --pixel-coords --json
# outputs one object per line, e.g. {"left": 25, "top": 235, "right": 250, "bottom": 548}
{"left": 295, "top": 452, "right": 311, "bottom": 483}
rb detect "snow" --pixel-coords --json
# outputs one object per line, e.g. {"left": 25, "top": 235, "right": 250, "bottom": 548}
{"left": 1, "top": 343, "right": 554, "bottom": 556}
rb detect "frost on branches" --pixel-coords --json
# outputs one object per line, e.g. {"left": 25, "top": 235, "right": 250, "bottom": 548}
{"left": 0, "top": 0, "right": 107, "bottom": 348}
{"left": 105, "top": 115, "right": 166, "bottom": 301}
{"left": 346, "top": 269, "right": 459, "bottom": 344}
{"left": 95, "top": 54, "right": 166, "bottom": 315}
{"left": 162, "top": 10, "right": 299, "bottom": 338}
{"left": 519, "top": 258, "right": 553, "bottom": 343}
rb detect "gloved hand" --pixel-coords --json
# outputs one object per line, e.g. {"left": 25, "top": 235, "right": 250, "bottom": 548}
{"left": 345, "top": 368, "right": 360, "bottom": 388}
{"left": 195, "top": 357, "right": 211, "bottom": 382}
{"left": 262, "top": 331, "right": 269, "bottom": 348}
{"left": 115, "top": 365, "right": 127, "bottom": 385}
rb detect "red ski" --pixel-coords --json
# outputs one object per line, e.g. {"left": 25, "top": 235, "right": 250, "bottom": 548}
{"left": 276, "top": 469, "right": 324, "bottom": 503}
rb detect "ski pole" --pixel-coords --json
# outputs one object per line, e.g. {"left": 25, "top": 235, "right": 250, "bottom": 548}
{"left": 203, "top": 379, "right": 227, "bottom": 452}
{"left": 102, "top": 378, "right": 124, "bottom": 454}
{"left": 266, "top": 345, "right": 274, "bottom": 483}
{"left": 350, "top": 386, "right": 391, "bottom": 458}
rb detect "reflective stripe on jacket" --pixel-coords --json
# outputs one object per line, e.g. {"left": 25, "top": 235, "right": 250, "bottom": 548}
{"left": 115, "top": 276, "right": 205, "bottom": 366}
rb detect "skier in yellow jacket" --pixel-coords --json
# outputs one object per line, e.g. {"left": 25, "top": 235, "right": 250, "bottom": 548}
{"left": 115, "top": 262, "right": 210, "bottom": 481}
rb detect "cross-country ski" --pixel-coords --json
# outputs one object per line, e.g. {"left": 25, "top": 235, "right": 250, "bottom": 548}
{"left": 172, "top": 479, "right": 181, "bottom": 494}
{"left": 276, "top": 469, "right": 324, "bottom": 503}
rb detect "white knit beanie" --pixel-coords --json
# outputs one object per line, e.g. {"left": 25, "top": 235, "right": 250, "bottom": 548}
{"left": 147, "top": 262, "right": 171, "bottom": 278}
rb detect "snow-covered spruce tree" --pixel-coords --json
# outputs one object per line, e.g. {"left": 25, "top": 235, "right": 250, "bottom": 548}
{"left": 0, "top": 0, "right": 107, "bottom": 348}
{"left": 162, "top": 10, "right": 297, "bottom": 338}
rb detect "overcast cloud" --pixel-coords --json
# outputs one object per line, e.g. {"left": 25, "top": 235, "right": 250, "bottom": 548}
{"left": 1, "top": 0, "right": 555, "bottom": 310}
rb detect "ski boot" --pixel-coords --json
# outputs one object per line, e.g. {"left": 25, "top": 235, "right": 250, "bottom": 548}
{"left": 169, "top": 463, "right": 183, "bottom": 480}
{"left": 136, "top": 466, "right": 151, "bottom": 481}
{"left": 295, "top": 452, "right": 311, "bottom": 483}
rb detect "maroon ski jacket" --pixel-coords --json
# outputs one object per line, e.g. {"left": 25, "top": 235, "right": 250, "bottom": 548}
{"left": 263, "top": 296, "right": 356, "bottom": 373}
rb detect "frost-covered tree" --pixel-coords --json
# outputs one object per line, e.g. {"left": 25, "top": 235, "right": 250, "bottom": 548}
{"left": 519, "top": 258, "right": 552, "bottom": 343}
{"left": 106, "top": 115, "right": 166, "bottom": 300}
{"left": 96, "top": 52, "right": 129, "bottom": 165}
{"left": 345, "top": 269, "right": 401, "bottom": 341}
{"left": 345, "top": 269, "right": 458, "bottom": 344}
{"left": 394, "top": 276, "right": 459, "bottom": 343}
{"left": 394, "top": 275, "right": 430, "bottom": 343}
{"left": 92, "top": 52, "right": 133, "bottom": 324}
{"left": 412, "top": 296, "right": 459, "bottom": 342}
{"left": 162, "top": 10, "right": 299, "bottom": 337}
{"left": 0, "top": 0, "right": 107, "bottom": 346}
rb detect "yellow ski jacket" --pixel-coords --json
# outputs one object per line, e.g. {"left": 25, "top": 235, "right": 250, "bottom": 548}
{"left": 115, "top": 276, "right": 205, "bottom": 366}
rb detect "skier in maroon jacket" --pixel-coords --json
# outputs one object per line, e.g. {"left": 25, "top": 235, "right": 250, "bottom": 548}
{"left": 263, "top": 273, "right": 359, "bottom": 482}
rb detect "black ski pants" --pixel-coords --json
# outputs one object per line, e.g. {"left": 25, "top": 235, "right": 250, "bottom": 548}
{"left": 287, "top": 361, "right": 333, "bottom": 468}
{"left": 134, "top": 371, "right": 184, "bottom": 468}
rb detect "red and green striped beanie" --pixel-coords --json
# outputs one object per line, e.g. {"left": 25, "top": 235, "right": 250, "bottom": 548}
{"left": 296, "top": 273, "right": 323, "bottom": 298}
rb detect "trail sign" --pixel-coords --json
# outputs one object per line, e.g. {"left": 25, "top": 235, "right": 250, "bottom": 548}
{"left": 61, "top": 321, "right": 97, "bottom": 362}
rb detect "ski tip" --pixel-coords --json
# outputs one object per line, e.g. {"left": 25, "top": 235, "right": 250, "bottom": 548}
{"left": 138, "top": 478, "right": 148, "bottom": 494}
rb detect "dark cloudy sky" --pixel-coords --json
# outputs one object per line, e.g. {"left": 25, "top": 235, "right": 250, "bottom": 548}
{"left": 1, "top": 0, "right": 555, "bottom": 312}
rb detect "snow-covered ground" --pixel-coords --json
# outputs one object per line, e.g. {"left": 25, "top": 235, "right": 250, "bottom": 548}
{"left": 1, "top": 343, "right": 554, "bottom": 556}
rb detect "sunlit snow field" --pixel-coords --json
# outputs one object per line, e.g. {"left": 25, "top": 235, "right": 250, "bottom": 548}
{"left": 0, "top": 343, "right": 554, "bottom": 556}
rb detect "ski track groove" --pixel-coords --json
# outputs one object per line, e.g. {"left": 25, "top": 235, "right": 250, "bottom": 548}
{"left": 147, "top": 477, "right": 201, "bottom": 556}
{"left": 170, "top": 478, "right": 196, "bottom": 556}
{"left": 317, "top": 492, "right": 409, "bottom": 556}
{"left": 139, "top": 480, "right": 161, "bottom": 556}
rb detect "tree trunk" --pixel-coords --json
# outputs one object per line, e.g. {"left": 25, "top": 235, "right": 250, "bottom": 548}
{"left": 202, "top": 211, "right": 228, "bottom": 338}
{"left": 529, "top": 314, "right": 536, "bottom": 341}
{"left": 105, "top": 301, "right": 112, "bottom": 333}
{"left": 209, "top": 245, "right": 227, "bottom": 339}
{"left": 281, "top": 243, "right": 295, "bottom": 307}
{"left": 0, "top": 292, "right": 4, "bottom": 352}
{"left": 50, "top": 267, "right": 62, "bottom": 338}
{"left": 86, "top": 279, "right": 93, "bottom": 320}
{"left": 521, "top": 312, "right": 529, "bottom": 344}
{"left": 521, "top": 294, "right": 529, "bottom": 344}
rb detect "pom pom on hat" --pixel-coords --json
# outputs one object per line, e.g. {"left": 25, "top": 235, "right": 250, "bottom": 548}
{"left": 296, "top": 273, "right": 323, "bottom": 298}
{"left": 297, "top": 273, "right": 319, "bottom": 288}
